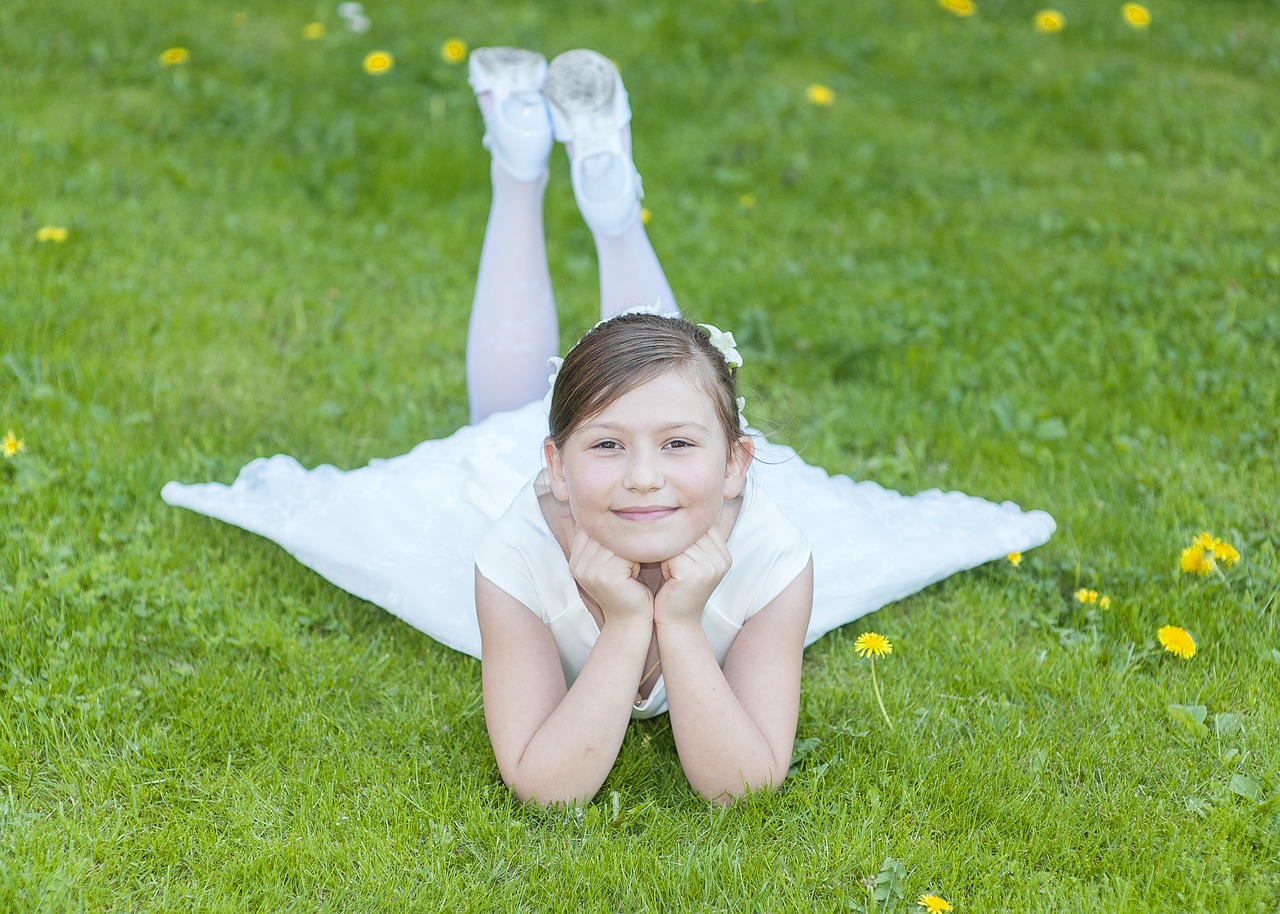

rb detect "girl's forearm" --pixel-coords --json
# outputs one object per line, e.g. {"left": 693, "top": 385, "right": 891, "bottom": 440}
{"left": 656, "top": 620, "right": 782, "bottom": 802}
{"left": 505, "top": 617, "right": 651, "bottom": 807}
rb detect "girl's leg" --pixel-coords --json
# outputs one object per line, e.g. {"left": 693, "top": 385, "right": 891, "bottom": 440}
{"left": 590, "top": 149, "right": 678, "bottom": 319}
{"left": 545, "top": 51, "right": 678, "bottom": 321}
{"left": 465, "top": 160, "right": 558, "bottom": 424}
{"left": 465, "top": 59, "right": 559, "bottom": 425}
{"left": 596, "top": 219, "right": 678, "bottom": 320}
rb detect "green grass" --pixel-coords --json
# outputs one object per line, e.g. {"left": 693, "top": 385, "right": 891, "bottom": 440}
{"left": 3, "top": 0, "right": 1280, "bottom": 910}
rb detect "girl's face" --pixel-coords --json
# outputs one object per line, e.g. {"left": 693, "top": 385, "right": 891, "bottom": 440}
{"left": 545, "top": 370, "right": 753, "bottom": 565}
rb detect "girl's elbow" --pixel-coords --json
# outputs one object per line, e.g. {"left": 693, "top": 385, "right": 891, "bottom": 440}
{"left": 695, "top": 767, "right": 785, "bottom": 805}
{"left": 507, "top": 774, "right": 595, "bottom": 809}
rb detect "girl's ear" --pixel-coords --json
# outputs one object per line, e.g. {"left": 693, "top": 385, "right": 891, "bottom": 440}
{"left": 544, "top": 438, "right": 570, "bottom": 502}
{"left": 722, "top": 435, "right": 755, "bottom": 499}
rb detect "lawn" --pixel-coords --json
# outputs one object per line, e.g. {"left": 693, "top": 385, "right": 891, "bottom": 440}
{"left": 3, "top": 0, "right": 1279, "bottom": 910}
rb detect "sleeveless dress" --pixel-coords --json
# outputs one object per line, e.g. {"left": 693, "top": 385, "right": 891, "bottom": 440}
{"left": 161, "top": 398, "right": 1056, "bottom": 668}
{"left": 474, "top": 469, "right": 812, "bottom": 719}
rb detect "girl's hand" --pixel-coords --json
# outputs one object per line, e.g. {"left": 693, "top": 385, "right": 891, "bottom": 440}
{"left": 568, "top": 530, "right": 654, "bottom": 625}
{"left": 654, "top": 529, "right": 732, "bottom": 628}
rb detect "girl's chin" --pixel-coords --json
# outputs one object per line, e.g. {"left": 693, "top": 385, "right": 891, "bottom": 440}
{"left": 626, "top": 553, "right": 679, "bottom": 567}
{"left": 612, "top": 547, "right": 679, "bottom": 565}
{"left": 601, "top": 535, "right": 699, "bottom": 566}
{"left": 580, "top": 516, "right": 717, "bottom": 565}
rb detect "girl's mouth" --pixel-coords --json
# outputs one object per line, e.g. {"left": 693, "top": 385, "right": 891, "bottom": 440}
{"left": 614, "top": 507, "right": 677, "bottom": 522}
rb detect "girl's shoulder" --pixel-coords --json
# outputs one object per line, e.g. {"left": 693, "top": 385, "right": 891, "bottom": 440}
{"left": 733, "top": 481, "right": 810, "bottom": 557}
{"left": 474, "top": 473, "right": 571, "bottom": 621}
{"left": 722, "top": 481, "right": 812, "bottom": 614}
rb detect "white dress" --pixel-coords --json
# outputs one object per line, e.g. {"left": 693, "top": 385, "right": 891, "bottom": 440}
{"left": 474, "top": 469, "right": 813, "bottom": 719}
{"left": 161, "top": 398, "right": 1056, "bottom": 665}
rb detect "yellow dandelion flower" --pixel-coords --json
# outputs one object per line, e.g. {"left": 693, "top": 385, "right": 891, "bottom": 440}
{"left": 363, "top": 51, "right": 394, "bottom": 75}
{"left": 3, "top": 431, "right": 23, "bottom": 458}
{"left": 640, "top": 207, "right": 652, "bottom": 225}
{"left": 1121, "top": 3, "right": 1151, "bottom": 28}
{"left": 854, "top": 632, "right": 892, "bottom": 659}
{"left": 938, "top": 0, "right": 975, "bottom": 17}
{"left": 855, "top": 632, "right": 894, "bottom": 728}
{"left": 36, "top": 225, "right": 69, "bottom": 243}
{"left": 1099, "top": 595, "right": 1112, "bottom": 609}
{"left": 303, "top": 22, "right": 326, "bottom": 40}
{"left": 740, "top": 193, "right": 757, "bottom": 209}
{"left": 917, "top": 896, "right": 953, "bottom": 914}
{"left": 1158, "top": 625, "right": 1196, "bottom": 660}
{"left": 1180, "top": 544, "right": 1214, "bottom": 575}
{"left": 1007, "top": 551, "right": 1022, "bottom": 566}
{"left": 1074, "top": 588, "right": 1099, "bottom": 604}
{"left": 159, "top": 47, "right": 190, "bottom": 66}
{"left": 806, "top": 83, "right": 834, "bottom": 106}
{"left": 1034, "top": 9, "right": 1065, "bottom": 32}
{"left": 1185, "top": 533, "right": 1242, "bottom": 568}
{"left": 1213, "top": 539, "right": 1240, "bottom": 567}
{"left": 441, "top": 38, "right": 468, "bottom": 64}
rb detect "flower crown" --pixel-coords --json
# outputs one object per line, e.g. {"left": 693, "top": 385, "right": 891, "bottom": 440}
{"left": 544, "top": 309, "right": 748, "bottom": 430}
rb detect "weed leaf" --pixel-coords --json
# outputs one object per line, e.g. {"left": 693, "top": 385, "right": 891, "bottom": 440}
{"left": 873, "top": 857, "right": 908, "bottom": 907}
{"left": 1214, "top": 712, "right": 1244, "bottom": 738}
{"left": 1167, "top": 703, "right": 1210, "bottom": 740}
{"left": 1230, "top": 773, "right": 1263, "bottom": 804}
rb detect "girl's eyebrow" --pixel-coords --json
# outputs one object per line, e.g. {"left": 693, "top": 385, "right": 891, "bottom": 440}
{"left": 583, "top": 420, "right": 710, "bottom": 433}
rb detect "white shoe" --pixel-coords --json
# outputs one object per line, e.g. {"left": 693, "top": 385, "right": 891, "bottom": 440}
{"left": 544, "top": 50, "right": 643, "bottom": 236}
{"left": 468, "top": 47, "right": 553, "bottom": 182}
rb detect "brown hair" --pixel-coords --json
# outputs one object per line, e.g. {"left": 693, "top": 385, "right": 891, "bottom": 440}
{"left": 547, "top": 312, "right": 744, "bottom": 454}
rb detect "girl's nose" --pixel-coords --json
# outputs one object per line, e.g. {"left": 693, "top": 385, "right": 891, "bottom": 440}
{"left": 624, "top": 451, "right": 661, "bottom": 491}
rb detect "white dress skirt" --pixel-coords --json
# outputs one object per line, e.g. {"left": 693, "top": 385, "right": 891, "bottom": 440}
{"left": 161, "top": 398, "right": 1056, "bottom": 659}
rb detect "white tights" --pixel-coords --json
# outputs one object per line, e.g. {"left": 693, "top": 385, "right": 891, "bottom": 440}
{"left": 465, "top": 135, "right": 678, "bottom": 425}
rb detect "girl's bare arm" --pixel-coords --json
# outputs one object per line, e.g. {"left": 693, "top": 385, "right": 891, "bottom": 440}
{"left": 475, "top": 569, "right": 651, "bottom": 807}
{"left": 657, "top": 560, "right": 813, "bottom": 803}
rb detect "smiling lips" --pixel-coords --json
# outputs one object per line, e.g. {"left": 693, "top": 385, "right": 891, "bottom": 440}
{"left": 613, "top": 506, "right": 678, "bottom": 522}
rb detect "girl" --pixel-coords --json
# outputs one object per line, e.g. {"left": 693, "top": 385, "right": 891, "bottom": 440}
{"left": 162, "top": 47, "right": 1055, "bottom": 809}
{"left": 464, "top": 48, "right": 812, "bottom": 806}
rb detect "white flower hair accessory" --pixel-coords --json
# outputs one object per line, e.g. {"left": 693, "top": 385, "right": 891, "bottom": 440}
{"left": 542, "top": 356, "right": 565, "bottom": 418}
{"left": 698, "top": 323, "right": 748, "bottom": 429}
{"left": 697, "top": 323, "right": 743, "bottom": 369}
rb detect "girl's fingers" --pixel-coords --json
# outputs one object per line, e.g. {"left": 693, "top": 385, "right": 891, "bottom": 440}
{"left": 570, "top": 529, "right": 600, "bottom": 564}
{"left": 679, "top": 532, "right": 730, "bottom": 575}
{"left": 570, "top": 531, "right": 649, "bottom": 616}
{"left": 661, "top": 552, "right": 723, "bottom": 600}
{"left": 701, "top": 528, "right": 731, "bottom": 566}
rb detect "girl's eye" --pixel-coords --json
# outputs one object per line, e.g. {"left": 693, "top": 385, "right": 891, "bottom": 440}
{"left": 592, "top": 440, "right": 621, "bottom": 450}
{"left": 665, "top": 439, "right": 694, "bottom": 449}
